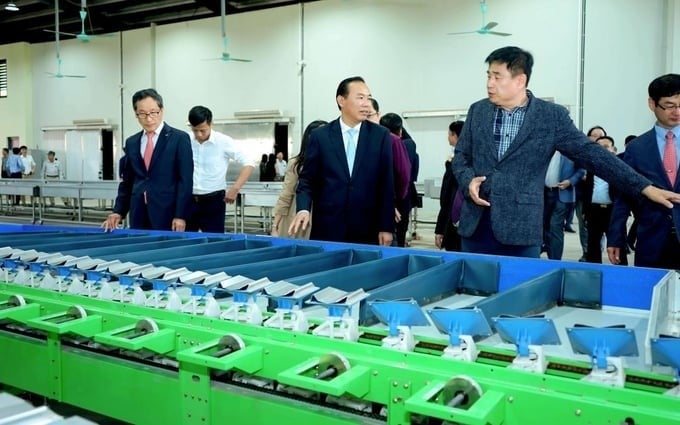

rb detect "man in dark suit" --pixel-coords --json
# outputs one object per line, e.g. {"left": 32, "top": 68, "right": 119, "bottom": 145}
{"left": 452, "top": 46, "right": 680, "bottom": 257}
{"left": 543, "top": 154, "right": 585, "bottom": 260}
{"left": 103, "top": 88, "right": 193, "bottom": 231}
{"left": 289, "top": 76, "right": 394, "bottom": 245}
{"left": 608, "top": 74, "right": 680, "bottom": 269}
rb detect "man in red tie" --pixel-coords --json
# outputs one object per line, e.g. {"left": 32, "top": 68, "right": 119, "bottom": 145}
{"left": 102, "top": 88, "right": 193, "bottom": 231}
{"left": 608, "top": 74, "right": 680, "bottom": 269}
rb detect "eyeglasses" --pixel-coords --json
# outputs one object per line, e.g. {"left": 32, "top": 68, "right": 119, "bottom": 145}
{"left": 656, "top": 103, "right": 680, "bottom": 111}
{"left": 136, "top": 110, "right": 161, "bottom": 119}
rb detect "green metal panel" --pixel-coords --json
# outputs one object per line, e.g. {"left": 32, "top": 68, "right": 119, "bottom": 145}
{"left": 0, "top": 332, "right": 50, "bottom": 395}
{"left": 1, "top": 284, "right": 679, "bottom": 425}
{"left": 210, "top": 382, "right": 380, "bottom": 425}
{"left": 59, "top": 348, "right": 181, "bottom": 425}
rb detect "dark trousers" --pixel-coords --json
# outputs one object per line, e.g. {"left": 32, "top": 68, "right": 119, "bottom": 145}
{"left": 186, "top": 190, "right": 226, "bottom": 233}
{"left": 395, "top": 198, "right": 410, "bottom": 247}
{"left": 645, "top": 229, "right": 680, "bottom": 270}
{"left": 574, "top": 198, "right": 588, "bottom": 255}
{"left": 564, "top": 202, "right": 575, "bottom": 227}
{"left": 462, "top": 209, "right": 540, "bottom": 258}
{"left": 9, "top": 171, "right": 22, "bottom": 204}
{"left": 442, "top": 220, "right": 462, "bottom": 251}
{"left": 585, "top": 203, "right": 627, "bottom": 265}
{"left": 543, "top": 188, "right": 570, "bottom": 260}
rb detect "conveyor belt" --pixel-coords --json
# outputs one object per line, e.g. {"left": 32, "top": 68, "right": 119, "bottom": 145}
{"left": 61, "top": 237, "right": 219, "bottom": 260}
{"left": 0, "top": 233, "right": 167, "bottom": 251}
{"left": 158, "top": 244, "right": 323, "bottom": 270}
{"left": 0, "top": 225, "right": 678, "bottom": 425}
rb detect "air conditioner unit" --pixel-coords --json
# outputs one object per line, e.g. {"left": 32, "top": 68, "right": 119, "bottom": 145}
{"left": 73, "top": 118, "right": 108, "bottom": 126}
{"left": 234, "top": 109, "right": 283, "bottom": 119}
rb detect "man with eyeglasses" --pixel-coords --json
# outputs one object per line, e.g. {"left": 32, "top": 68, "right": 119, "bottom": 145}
{"left": 608, "top": 74, "right": 680, "bottom": 269}
{"left": 102, "top": 88, "right": 193, "bottom": 231}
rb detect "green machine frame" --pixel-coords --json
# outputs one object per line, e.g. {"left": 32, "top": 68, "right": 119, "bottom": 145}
{"left": 1, "top": 283, "right": 679, "bottom": 425}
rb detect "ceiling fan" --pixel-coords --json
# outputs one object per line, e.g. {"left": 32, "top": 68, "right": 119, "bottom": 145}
{"left": 47, "top": 0, "right": 86, "bottom": 79}
{"left": 44, "top": 0, "right": 114, "bottom": 42}
{"left": 448, "top": 0, "right": 511, "bottom": 37}
{"left": 205, "top": 0, "right": 252, "bottom": 63}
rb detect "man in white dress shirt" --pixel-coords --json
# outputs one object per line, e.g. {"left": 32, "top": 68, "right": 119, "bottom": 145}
{"left": 19, "top": 146, "right": 36, "bottom": 206}
{"left": 274, "top": 152, "right": 287, "bottom": 181}
{"left": 41, "top": 150, "right": 70, "bottom": 207}
{"left": 187, "top": 105, "right": 257, "bottom": 233}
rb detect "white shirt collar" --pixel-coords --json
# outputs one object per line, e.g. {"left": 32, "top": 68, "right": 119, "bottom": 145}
{"left": 339, "top": 118, "right": 362, "bottom": 135}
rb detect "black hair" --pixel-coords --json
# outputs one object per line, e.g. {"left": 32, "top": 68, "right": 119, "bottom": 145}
{"left": 295, "top": 120, "right": 328, "bottom": 174}
{"left": 19, "top": 145, "right": 27, "bottom": 150}
{"left": 48, "top": 151, "right": 55, "bottom": 156}
{"left": 449, "top": 120, "right": 465, "bottom": 137}
{"left": 485, "top": 46, "right": 534, "bottom": 85}
{"left": 648, "top": 74, "right": 680, "bottom": 105}
{"left": 379, "top": 113, "right": 403, "bottom": 136}
{"left": 596, "top": 135, "right": 615, "bottom": 147}
{"left": 624, "top": 135, "right": 637, "bottom": 146}
{"left": 370, "top": 98, "right": 380, "bottom": 113}
{"left": 335, "top": 76, "right": 365, "bottom": 110}
{"left": 12, "top": 147, "right": 20, "bottom": 154}
{"left": 2, "top": 148, "right": 7, "bottom": 153}
{"left": 188, "top": 105, "right": 213, "bottom": 126}
{"left": 586, "top": 126, "right": 607, "bottom": 137}
{"left": 132, "top": 88, "right": 163, "bottom": 110}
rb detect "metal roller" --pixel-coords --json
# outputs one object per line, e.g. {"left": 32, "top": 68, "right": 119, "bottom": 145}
{"left": 211, "top": 334, "right": 245, "bottom": 358}
{"left": 440, "top": 375, "right": 483, "bottom": 410}
{"left": 0, "top": 295, "right": 26, "bottom": 310}
{"left": 51, "top": 305, "right": 87, "bottom": 324}
{"left": 315, "top": 353, "right": 351, "bottom": 380}
{"left": 126, "top": 318, "right": 159, "bottom": 340}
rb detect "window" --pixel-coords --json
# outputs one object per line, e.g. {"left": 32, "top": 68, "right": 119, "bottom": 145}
{"left": 0, "top": 59, "right": 7, "bottom": 98}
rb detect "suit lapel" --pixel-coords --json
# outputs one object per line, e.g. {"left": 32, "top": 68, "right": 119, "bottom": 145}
{"left": 149, "top": 123, "right": 171, "bottom": 171}
{"left": 479, "top": 102, "right": 498, "bottom": 162}
{"left": 128, "top": 131, "right": 146, "bottom": 173}
{"left": 353, "top": 122, "right": 371, "bottom": 176}
{"left": 329, "top": 120, "right": 350, "bottom": 177}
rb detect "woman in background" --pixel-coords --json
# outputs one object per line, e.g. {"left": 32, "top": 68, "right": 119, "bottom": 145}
{"left": 435, "top": 120, "right": 464, "bottom": 251}
{"left": 263, "top": 153, "right": 277, "bottom": 181}
{"left": 271, "top": 120, "right": 327, "bottom": 238}
{"left": 258, "top": 154, "right": 268, "bottom": 181}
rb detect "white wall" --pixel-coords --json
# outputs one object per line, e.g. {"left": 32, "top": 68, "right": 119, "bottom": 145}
{"left": 0, "top": 0, "right": 677, "bottom": 182}
{"left": 582, "top": 0, "right": 668, "bottom": 144}
{"left": 0, "top": 42, "right": 32, "bottom": 146}
{"left": 154, "top": 6, "right": 301, "bottom": 136}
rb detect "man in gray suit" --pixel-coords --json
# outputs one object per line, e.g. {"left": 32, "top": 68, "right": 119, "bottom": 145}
{"left": 452, "top": 46, "right": 680, "bottom": 258}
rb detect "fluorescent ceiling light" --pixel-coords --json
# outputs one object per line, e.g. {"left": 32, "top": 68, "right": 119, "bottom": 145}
{"left": 5, "top": 3, "right": 19, "bottom": 12}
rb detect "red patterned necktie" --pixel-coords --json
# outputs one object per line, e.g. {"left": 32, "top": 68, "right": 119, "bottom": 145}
{"left": 663, "top": 131, "right": 677, "bottom": 186}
